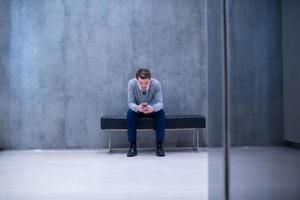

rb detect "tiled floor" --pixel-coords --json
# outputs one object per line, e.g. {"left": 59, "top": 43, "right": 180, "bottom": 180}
{"left": 209, "top": 146, "right": 300, "bottom": 200}
{"left": 0, "top": 149, "right": 208, "bottom": 200}
{"left": 1, "top": 146, "right": 299, "bottom": 200}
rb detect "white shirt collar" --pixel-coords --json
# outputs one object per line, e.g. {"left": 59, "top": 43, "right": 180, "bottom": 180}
{"left": 136, "top": 78, "right": 151, "bottom": 92}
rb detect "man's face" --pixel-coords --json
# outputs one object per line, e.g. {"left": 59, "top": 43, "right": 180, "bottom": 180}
{"left": 137, "top": 77, "right": 150, "bottom": 91}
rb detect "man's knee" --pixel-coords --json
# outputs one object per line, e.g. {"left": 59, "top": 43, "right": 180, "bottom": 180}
{"left": 127, "top": 109, "right": 137, "bottom": 118}
{"left": 155, "top": 109, "right": 165, "bottom": 117}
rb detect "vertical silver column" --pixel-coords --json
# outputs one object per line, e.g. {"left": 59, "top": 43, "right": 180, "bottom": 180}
{"left": 108, "top": 132, "right": 112, "bottom": 153}
{"left": 222, "top": 0, "right": 230, "bottom": 199}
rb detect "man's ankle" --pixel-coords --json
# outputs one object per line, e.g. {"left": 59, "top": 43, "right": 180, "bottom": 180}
{"left": 130, "top": 142, "right": 136, "bottom": 147}
{"left": 156, "top": 142, "right": 165, "bottom": 156}
{"left": 157, "top": 141, "right": 163, "bottom": 146}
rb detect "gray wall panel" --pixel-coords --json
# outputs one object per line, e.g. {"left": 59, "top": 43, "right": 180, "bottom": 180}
{"left": 1, "top": 0, "right": 284, "bottom": 149}
{"left": 0, "top": 0, "right": 11, "bottom": 149}
{"left": 207, "top": 0, "right": 224, "bottom": 148}
{"left": 208, "top": 0, "right": 283, "bottom": 147}
{"left": 229, "top": 0, "right": 283, "bottom": 146}
{"left": 4, "top": 0, "right": 207, "bottom": 149}
{"left": 282, "top": 0, "right": 300, "bottom": 144}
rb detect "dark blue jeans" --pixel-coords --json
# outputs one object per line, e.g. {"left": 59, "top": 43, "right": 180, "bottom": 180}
{"left": 127, "top": 109, "right": 165, "bottom": 143}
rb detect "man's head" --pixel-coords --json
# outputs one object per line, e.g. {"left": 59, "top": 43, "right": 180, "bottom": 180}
{"left": 136, "top": 68, "right": 151, "bottom": 90}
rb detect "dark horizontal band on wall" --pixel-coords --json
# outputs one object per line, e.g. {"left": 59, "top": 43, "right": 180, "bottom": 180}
{"left": 285, "top": 141, "right": 300, "bottom": 149}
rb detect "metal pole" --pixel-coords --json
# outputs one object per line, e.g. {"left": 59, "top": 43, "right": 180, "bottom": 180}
{"left": 193, "top": 129, "right": 196, "bottom": 150}
{"left": 222, "top": 0, "right": 230, "bottom": 199}
{"left": 108, "top": 132, "right": 112, "bottom": 153}
{"left": 196, "top": 129, "right": 200, "bottom": 152}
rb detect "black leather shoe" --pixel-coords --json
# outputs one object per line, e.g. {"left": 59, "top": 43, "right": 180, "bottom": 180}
{"left": 127, "top": 144, "right": 137, "bottom": 157}
{"left": 156, "top": 143, "right": 165, "bottom": 157}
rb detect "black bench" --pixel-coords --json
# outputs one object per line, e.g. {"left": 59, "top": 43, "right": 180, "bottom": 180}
{"left": 101, "top": 115, "right": 206, "bottom": 152}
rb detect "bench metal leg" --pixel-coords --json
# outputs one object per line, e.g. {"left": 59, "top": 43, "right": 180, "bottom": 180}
{"left": 108, "top": 132, "right": 112, "bottom": 153}
{"left": 192, "top": 130, "right": 195, "bottom": 150}
{"left": 192, "top": 129, "right": 200, "bottom": 152}
{"left": 196, "top": 129, "right": 200, "bottom": 152}
{"left": 106, "top": 129, "right": 202, "bottom": 153}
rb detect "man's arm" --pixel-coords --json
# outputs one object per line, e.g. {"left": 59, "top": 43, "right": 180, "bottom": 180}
{"left": 128, "top": 80, "right": 138, "bottom": 112}
{"left": 149, "top": 82, "right": 164, "bottom": 112}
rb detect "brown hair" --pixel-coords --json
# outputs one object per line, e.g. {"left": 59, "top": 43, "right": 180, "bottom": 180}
{"left": 136, "top": 68, "right": 151, "bottom": 79}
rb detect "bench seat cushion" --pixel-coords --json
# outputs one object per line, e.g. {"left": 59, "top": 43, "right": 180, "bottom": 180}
{"left": 101, "top": 115, "right": 206, "bottom": 129}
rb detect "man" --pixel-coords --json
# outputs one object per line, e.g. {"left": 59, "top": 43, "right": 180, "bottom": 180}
{"left": 127, "top": 68, "right": 165, "bottom": 157}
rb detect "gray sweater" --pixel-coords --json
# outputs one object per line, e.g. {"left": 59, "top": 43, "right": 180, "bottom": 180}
{"left": 128, "top": 78, "right": 164, "bottom": 112}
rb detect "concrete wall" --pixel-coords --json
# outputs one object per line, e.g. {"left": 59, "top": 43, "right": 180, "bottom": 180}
{"left": 282, "top": 0, "right": 300, "bottom": 144}
{"left": 207, "top": 0, "right": 224, "bottom": 148}
{"left": 228, "top": 0, "right": 283, "bottom": 146}
{"left": 0, "top": 0, "right": 11, "bottom": 149}
{"left": 2, "top": 0, "right": 207, "bottom": 149}
{"left": 208, "top": 0, "right": 283, "bottom": 147}
{"left": 1, "top": 0, "right": 284, "bottom": 149}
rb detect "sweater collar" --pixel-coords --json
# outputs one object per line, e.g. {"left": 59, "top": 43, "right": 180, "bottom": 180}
{"left": 136, "top": 78, "right": 151, "bottom": 92}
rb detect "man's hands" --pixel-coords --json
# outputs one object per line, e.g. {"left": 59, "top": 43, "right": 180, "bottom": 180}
{"left": 137, "top": 103, "right": 154, "bottom": 114}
